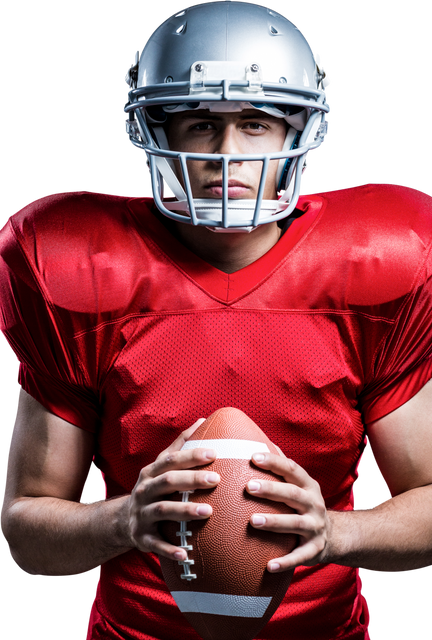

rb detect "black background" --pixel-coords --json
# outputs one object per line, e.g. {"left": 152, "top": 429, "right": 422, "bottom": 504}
{"left": 0, "top": 1, "right": 431, "bottom": 640}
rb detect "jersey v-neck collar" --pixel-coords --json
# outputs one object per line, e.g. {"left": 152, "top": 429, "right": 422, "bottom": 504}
{"left": 127, "top": 195, "right": 325, "bottom": 304}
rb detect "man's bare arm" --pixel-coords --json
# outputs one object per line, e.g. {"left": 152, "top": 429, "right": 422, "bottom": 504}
{"left": 324, "top": 376, "right": 432, "bottom": 571}
{"left": 246, "top": 378, "right": 432, "bottom": 572}
{"left": 1, "top": 389, "right": 132, "bottom": 574}
{"left": 1, "top": 389, "right": 219, "bottom": 575}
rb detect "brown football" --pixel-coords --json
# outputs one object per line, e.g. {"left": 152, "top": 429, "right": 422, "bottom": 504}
{"left": 159, "top": 407, "right": 297, "bottom": 640}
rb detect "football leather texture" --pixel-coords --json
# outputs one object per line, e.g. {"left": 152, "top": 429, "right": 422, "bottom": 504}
{"left": 159, "top": 407, "right": 297, "bottom": 640}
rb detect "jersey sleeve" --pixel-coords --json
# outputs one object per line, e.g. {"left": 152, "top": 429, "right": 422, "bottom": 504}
{"left": 360, "top": 240, "right": 432, "bottom": 424}
{"left": 0, "top": 217, "right": 100, "bottom": 432}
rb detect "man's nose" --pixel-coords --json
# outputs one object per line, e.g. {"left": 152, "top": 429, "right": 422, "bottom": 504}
{"left": 214, "top": 125, "right": 242, "bottom": 156}
{"left": 211, "top": 125, "right": 243, "bottom": 168}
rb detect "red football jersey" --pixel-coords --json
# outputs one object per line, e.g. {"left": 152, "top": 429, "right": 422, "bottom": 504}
{"left": 1, "top": 184, "right": 432, "bottom": 640}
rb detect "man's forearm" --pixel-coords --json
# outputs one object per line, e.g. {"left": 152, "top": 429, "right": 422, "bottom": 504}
{"left": 2, "top": 495, "right": 133, "bottom": 575}
{"left": 325, "top": 485, "right": 432, "bottom": 571}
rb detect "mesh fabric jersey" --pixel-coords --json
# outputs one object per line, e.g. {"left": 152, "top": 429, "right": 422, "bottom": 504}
{"left": 1, "top": 185, "right": 432, "bottom": 639}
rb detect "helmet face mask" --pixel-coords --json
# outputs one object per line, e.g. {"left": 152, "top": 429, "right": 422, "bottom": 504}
{"left": 125, "top": 1, "right": 329, "bottom": 232}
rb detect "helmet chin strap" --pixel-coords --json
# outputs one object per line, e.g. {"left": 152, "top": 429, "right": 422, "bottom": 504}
{"left": 163, "top": 197, "right": 291, "bottom": 233}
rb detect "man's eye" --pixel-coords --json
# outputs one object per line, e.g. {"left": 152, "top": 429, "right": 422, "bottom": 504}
{"left": 191, "top": 122, "right": 214, "bottom": 131}
{"left": 244, "top": 122, "right": 266, "bottom": 131}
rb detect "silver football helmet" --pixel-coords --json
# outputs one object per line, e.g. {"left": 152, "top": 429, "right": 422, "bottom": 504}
{"left": 125, "top": 1, "right": 329, "bottom": 232}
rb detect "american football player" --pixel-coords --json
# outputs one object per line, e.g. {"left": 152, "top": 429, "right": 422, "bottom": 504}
{"left": 2, "top": 3, "right": 432, "bottom": 639}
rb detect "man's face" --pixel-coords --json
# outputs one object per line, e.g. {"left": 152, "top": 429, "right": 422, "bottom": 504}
{"left": 166, "top": 109, "right": 287, "bottom": 201}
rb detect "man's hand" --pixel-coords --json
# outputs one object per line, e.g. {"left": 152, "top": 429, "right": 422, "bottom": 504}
{"left": 128, "top": 419, "right": 220, "bottom": 561}
{"left": 246, "top": 453, "right": 330, "bottom": 572}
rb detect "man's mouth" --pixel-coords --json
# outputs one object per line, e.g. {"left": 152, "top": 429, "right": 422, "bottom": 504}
{"left": 205, "top": 180, "right": 250, "bottom": 198}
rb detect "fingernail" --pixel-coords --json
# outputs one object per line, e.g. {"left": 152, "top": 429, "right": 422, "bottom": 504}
{"left": 205, "top": 472, "right": 219, "bottom": 484}
{"left": 251, "top": 515, "right": 266, "bottom": 526}
{"left": 196, "top": 505, "right": 211, "bottom": 516}
{"left": 174, "top": 551, "right": 185, "bottom": 560}
{"left": 253, "top": 453, "right": 265, "bottom": 463}
{"left": 204, "top": 449, "right": 216, "bottom": 460}
{"left": 248, "top": 481, "right": 261, "bottom": 492}
{"left": 269, "top": 562, "right": 281, "bottom": 572}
